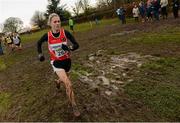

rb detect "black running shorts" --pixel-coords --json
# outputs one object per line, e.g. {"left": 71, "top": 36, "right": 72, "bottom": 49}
{"left": 51, "top": 58, "right": 71, "bottom": 72}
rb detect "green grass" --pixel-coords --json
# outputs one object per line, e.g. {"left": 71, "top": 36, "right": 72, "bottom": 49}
{"left": 71, "top": 62, "right": 94, "bottom": 80}
{"left": 2, "top": 48, "right": 37, "bottom": 67}
{"left": 21, "top": 19, "right": 120, "bottom": 43}
{"left": 141, "top": 57, "right": 177, "bottom": 72}
{"left": 21, "top": 29, "right": 49, "bottom": 43}
{"left": 21, "top": 18, "right": 135, "bottom": 43}
{"left": 0, "top": 58, "right": 6, "bottom": 71}
{"left": 21, "top": 18, "right": 121, "bottom": 43}
{"left": 0, "top": 92, "right": 11, "bottom": 114}
{"left": 125, "top": 57, "right": 180, "bottom": 120}
{"left": 128, "top": 26, "right": 180, "bottom": 44}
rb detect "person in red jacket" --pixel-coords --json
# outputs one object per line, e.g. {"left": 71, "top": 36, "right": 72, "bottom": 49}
{"left": 37, "top": 13, "right": 80, "bottom": 117}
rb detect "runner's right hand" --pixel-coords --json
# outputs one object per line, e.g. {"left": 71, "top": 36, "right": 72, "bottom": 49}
{"left": 38, "top": 54, "right": 45, "bottom": 62}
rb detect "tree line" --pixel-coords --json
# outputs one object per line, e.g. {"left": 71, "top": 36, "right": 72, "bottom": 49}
{"left": 2, "top": 0, "right": 173, "bottom": 33}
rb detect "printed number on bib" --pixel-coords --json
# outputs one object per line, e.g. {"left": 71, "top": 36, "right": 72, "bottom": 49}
{"left": 55, "top": 47, "right": 66, "bottom": 57}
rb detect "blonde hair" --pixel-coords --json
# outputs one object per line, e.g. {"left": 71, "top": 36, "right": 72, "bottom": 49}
{"left": 47, "top": 13, "right": 60, "bottom": 25}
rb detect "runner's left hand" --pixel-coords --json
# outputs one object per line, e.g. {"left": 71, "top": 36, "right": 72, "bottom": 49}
{"left": 61, "top": 44, "right": 70, "bottom": 51}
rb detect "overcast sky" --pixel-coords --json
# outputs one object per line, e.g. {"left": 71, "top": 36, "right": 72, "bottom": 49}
{"left": 0, "top": 0, "right": 96, "bottom": 28}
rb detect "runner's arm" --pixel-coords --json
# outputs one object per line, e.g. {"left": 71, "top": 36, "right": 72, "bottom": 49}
{"left": 64, "top": 30, "right": 79, "bottom": 51}
{"left": 37, "top": 33, "right": 48, "bottom": 54}
{"left": 37, "top": 33, "right": 48, "bottom": 61}
{"left": 18, "top": 36, "right": 21, "bottom": 43}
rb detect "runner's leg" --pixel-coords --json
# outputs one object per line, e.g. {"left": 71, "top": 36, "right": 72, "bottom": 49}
{"left": 55, "top": 70, "right": 80, "bottom": 116}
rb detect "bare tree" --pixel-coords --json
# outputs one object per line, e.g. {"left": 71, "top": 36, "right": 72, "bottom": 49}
{"left": 31, "top": 11, "right": 46, "bottom": 29}
{"left": 72, "top": 0, "right": 82, "bottom": 17}
{"left": 3, "top": 17, "right": 23, "bottom": 33}
{"left": 0, "top": 24, "right": 4, "bottom": 32}
{"left": 96, "top": 0, "right": 112, "bottom": 8}
{"left": 106, "top": 0, "right": 112, "bottom": 6}
{"left": 79, "top": 0, "right": 90, "bottom": 14}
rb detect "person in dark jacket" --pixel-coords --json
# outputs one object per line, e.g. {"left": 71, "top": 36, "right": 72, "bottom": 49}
{"left": 172, "top": 0, "right": 179, "bottom": 18}
{"left": 0, "top": 36, "right": 4, "bottom": 55}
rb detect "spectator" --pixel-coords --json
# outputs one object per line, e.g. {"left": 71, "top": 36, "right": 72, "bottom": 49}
{"left": 152, "top": 0, "right": 161, "bottom": 20}
{"left": 139, "top": 0, "right": 146, "bottom": 22}
{"left": 93, "top": 13, "right": 100, "bottom": 25}
{"left": 133, "top": 4, "right": 140, "bottom": 22}
{"left": 0, "top": 36, "right": 4, "bottom": 55}
{"left": 116, "top": 6, "right": 126, "bottom": 24}
{"left": 146, "top": 0, "right": 153, "bottom": 21}
{"left": 68, "top": 18, "right": 74, "bottom": 33}
{"left": 172, "top": 0, "right": 179, "bottom": 18}
{"left": 160, "top": 0, "right": 168, "bottom": 19}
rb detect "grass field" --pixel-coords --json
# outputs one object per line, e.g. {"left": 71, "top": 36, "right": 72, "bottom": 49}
{"left": 20, "top": 18, "right": 134, "bottom": 43}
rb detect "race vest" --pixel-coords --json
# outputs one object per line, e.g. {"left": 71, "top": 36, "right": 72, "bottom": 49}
{"left": 6, "top": 37, "right": 12, "bottom": 44}
{"left": 13, "top": 36, "right": 20, "bottom": 44}
{"left": 48, "top": 29, "right": 70, "bottom": 61}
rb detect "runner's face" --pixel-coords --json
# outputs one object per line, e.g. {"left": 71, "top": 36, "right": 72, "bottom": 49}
{"left": 50, "top": 16, "right": 61, "bottom": 31}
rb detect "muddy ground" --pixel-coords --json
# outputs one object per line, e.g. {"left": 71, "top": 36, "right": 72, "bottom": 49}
{"left": 0, "top": 17, "right": 180, "bottom": 121}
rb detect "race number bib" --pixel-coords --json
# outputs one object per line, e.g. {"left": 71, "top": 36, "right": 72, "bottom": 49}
{"left": 50, "top": 43, "right": 66, "bottom": 57}
{"left": 54, "top": 47, "right": 66, "bottom": 57}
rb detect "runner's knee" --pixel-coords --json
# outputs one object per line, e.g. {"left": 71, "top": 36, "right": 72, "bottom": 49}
{"left": 60, "top": 75, "right": 69, "bottom": 83}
